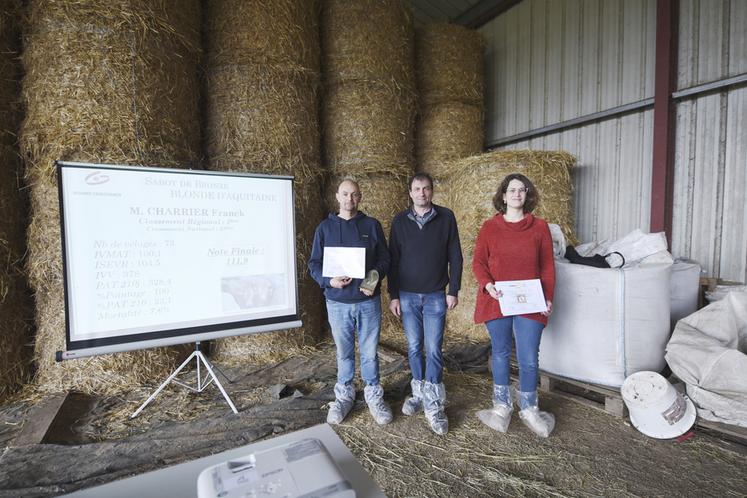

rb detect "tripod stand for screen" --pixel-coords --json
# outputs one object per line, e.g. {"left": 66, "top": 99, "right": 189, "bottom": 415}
{"left": 130, "top": 341, "right": 237, "bottom": 418}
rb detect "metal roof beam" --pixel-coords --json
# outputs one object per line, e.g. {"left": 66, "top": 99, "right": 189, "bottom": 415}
{"left": 454, "top": 0, "right": 523, "bottom": 28}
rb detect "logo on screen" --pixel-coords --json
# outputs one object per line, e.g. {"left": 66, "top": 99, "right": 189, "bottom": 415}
{"left": 85, "top": 171, "right": 110, "bottom": 185}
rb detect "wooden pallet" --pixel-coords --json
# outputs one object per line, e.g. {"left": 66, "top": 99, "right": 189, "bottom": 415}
{"left": 538, "top": 371, "right": 628, "bottom": 418}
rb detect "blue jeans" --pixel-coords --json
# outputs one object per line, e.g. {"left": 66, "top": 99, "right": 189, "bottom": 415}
{"left": 326, "top": 297, "right": 382, "bottom": 386}
{"left": 485, "top": 316, "right": 544, "bottom": 392}
{"left": 400, "top": 290, "right": 446, "bottom": 384}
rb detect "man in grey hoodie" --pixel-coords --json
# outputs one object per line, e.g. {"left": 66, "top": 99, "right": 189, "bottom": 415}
{"left": 308, "top": 179, "right": 393, "bottom": 425}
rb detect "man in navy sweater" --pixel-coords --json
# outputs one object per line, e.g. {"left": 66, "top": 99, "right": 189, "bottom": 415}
{"left": 308, "top": 178, "right": 393, "bottom": 425}
{"left": 388, "top": 172, "right": 463, "bottom": 435}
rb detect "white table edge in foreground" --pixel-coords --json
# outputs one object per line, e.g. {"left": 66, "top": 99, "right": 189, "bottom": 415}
{"left": 63, "top": 423, "right": 386, "bottom": 498}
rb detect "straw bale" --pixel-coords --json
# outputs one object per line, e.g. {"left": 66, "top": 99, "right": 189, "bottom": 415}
{"left": 416, "top": 23, "right": 485, "bottom": 106}
{"left": 0, "top": 1, "right": 33, "bottom": 402}
{"left": 323, "top": 81, "right": 416, "bottom": 177}
{"left": 322, "top": 0, "right": 415, "bottom": 90}
{"left": 416, "top": 102, "right": 484, "bottom": 179}
{"left": 205, "top": 0, "right": 320, "bottom": 73}
{"left": 20, "top": 0, "right": 202, "bottom": 394}
{"left": 441, "top": 149, "right": 577, "bottom": 340}
{"left": 21, "top": 0, "right": 201, "bottom": 186}
{"left": 0, "top": 0, "right": 21, "bottom": 146}
{"left": 203, "top": 0, "right": 327, "bottom": 363}
{"left": 205, "top": 65, "right": 321, "bottom": 182}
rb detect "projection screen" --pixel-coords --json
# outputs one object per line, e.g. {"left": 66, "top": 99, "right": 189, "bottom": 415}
{"left": 56, "top": 161, "right": 301, "bottom": 360}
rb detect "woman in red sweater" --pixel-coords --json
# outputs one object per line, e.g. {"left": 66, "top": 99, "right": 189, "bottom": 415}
{"left": 472, "top": 173, "right": 556, "bottom": 438}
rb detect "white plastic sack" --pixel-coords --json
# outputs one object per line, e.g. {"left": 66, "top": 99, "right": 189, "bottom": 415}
{"left": 666, "top": 291, "right": 747, "bottom": 427}
{"left": 573, "top": 229, "right": 671, "bottom": 268}
{"left": 669, "top": 261, "right": 701, "bottom": 331}
{"left": 539, "top": 260, "right": 671, "bottom": 388}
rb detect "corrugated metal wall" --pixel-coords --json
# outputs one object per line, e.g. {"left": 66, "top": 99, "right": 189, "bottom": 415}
{"left": 672, "top": 0, "right": 747, "bottom": 282}
{"left": 479, "top": 0, "right": 657, "bottom": 244}
{"left": 480, "top": 0, "right": 747, "bottom": 281}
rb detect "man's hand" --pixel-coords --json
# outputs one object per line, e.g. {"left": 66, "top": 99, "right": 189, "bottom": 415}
{"left": 446, "top": 294, "right": 458, "bottom": 310}
{"left": 389, "top": 298, "right": 401, "bottom": 317}
{"left": 330, "top": 276, "right": 352, "bottom": 289}
{"left": 485, "top": 283, "right": 502, "bottom": 301}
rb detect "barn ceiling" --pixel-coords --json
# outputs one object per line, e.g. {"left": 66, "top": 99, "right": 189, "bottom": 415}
{"left": 406, "top": 0, "right": 520, "bottom": 28}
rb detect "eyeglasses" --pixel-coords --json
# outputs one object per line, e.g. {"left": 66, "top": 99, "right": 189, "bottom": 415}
{"left": 506, "top": 188, "right": 529, "bottom": 195}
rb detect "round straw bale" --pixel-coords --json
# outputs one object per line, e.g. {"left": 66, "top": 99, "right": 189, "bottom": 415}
{"left": 416, "top": 102, "right": 484, "bottom": 179}
{"left": 441, "top": 150, "right": 577, "bottom": 340}
{"left": 21, "top": 0, "right": 201, "bottom": 186}
{"left": 205, "top": 65, "right": 321, "bottom": 182}
{"left": 322, "top": 0, "right": 415, "bottom": 90}
{"left": 21, "top": 0, "right": 202, "bottom": 394}
{"left": 205, "top": 0, "right": 320, "bottom": 73}
{"left": 0, "top": 1, "right": 33, "bottom": 401}
{"left": 322, "top": 81, "right": 416, "bottom": 177}
{"left": 0, "top": 0, "right": 21, "bottom": 147}
{"left": 203, "top": 0, "right": 326, "bottom": 362}
{"left": 0, "top": 153, "right": 33, "bottom": 400}
{"left": 416, "top": 23, "right": 485, "bottom": 106}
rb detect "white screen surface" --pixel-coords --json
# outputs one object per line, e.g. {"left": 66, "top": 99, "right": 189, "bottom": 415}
{"left": 58, "top": 162, "right": 300, "bottom": 357}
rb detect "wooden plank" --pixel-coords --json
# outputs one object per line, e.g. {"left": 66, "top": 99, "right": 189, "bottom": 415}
{"left": 696, "top": 419, "right": 747, "bottom": 446}
{"left": 11, "top": 393, "right": 69, "bottom": 447}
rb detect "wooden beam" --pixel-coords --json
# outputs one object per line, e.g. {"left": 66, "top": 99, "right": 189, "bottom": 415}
{"left": 650, "top": 0, "right": 679, "bottom": 244}
{"left": 11, "top": 393, "right": 69, "bottom": 447}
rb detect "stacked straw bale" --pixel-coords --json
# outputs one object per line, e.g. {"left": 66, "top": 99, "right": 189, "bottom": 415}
{"left": 415, "top": 24, "right": 485, "bottom": 181}
{"left": 321, "top": 0, "right": 417, "bottom": 350}
{"left": 0, "top": 0, "right": 33, "bottom": 401}
{"left": 204, "top": 0, "right": 327, "bottom": 364}
{"left": 20, "top": 0, "right": 202, "bottom": 394}
{"left": 440, "top": 150, "right": 577, "bottom": 341}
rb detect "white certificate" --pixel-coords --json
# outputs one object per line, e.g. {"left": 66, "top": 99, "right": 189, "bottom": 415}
{"left": 495, "top": 279, "right": 547, "bottom": 316}
{"left": 322, "top": 247, "right": 365, "bottom": 279}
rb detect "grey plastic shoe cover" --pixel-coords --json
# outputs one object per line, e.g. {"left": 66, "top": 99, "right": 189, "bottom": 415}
{"left": 402, "top": 379, "right": 424, "bottom": 416}
{"left": 327, "top": 383, "right": 356, "bottom": 425}
{"left": 422, "top": 382, "right": 448, "bottom": 435}
{"left": 517, "top": 390, "right": 555, "bottom": 438}
{"left": 364, "top": 384, "right": 393, "bottom": 425}
{"left": 476, "top": 384, "right": 513, "bottom": 432}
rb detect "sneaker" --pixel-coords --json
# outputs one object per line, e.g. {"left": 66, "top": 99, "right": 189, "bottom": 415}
{"left": 422, "top": 382, "right": 448, "bottom": 435}
{"left": 519, "top": 406, "right": 555, "bottom": 438}
{"left": 402, "top": 379, "right": 424, "bottom": 416}
{"left": 364, "top": 384, "right": 393, "bottom": 425}
{"left": 326, "top": 383, "right": 355, "bottom": 425}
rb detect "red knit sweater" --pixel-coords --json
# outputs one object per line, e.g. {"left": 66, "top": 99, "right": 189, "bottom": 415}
{"left": 472, "top": 213, "right": 556, "bottom": 325}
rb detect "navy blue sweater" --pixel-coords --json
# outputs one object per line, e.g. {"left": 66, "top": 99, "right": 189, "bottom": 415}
{"left": 388, "top": 204, "right": 463, "bottom": 299}
{"left": 308, "top": 212, "right": 390, "bottom": 303}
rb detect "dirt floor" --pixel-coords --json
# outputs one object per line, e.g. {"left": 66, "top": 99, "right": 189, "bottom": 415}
{"left": 0, "top": 341, "right": 745, "bottom": 497}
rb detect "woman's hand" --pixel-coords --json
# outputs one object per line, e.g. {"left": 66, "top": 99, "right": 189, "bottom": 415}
{"left": 485, "top": 282, "right": 502, "bottom": 301}
{"left": 541, "top": 300, "right": 553, "bottom": 316}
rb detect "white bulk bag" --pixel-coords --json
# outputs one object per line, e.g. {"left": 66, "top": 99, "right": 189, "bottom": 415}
{"left": 665, "top": 291, "right": 747, "bottom": 427}
{"left": 669, "top": 261, "right": 701, "bottom": 331}
{"left": 539, "top": 260, "right": 671, "bottom": 387}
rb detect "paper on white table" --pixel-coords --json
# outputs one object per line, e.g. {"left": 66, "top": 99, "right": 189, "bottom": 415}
{"left": 322, "top": 247, "right": 365, "bottom": 279}
{"left": 495, "top": 279, "right": 547, "bottom": 316}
